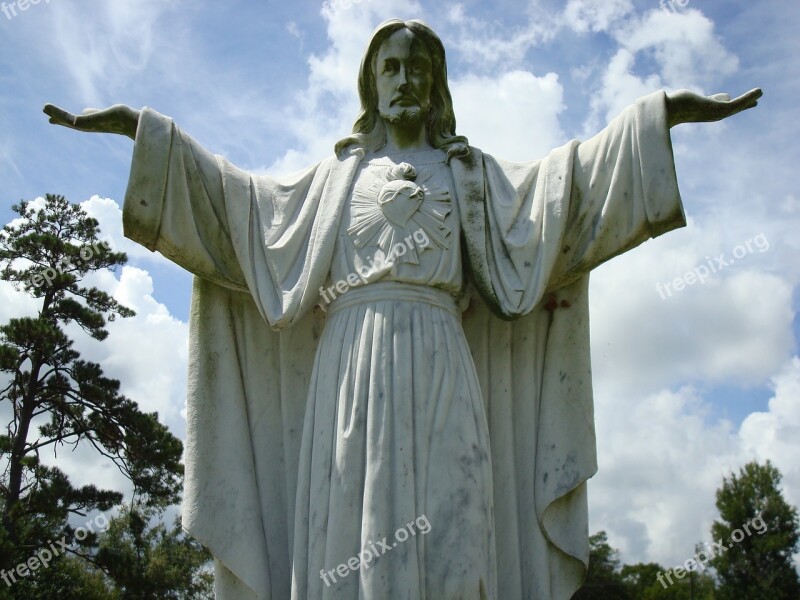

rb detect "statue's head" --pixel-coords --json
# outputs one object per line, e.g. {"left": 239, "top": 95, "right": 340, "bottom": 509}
{"left": 335, "top": 19, "right": 469, "bottom": 161}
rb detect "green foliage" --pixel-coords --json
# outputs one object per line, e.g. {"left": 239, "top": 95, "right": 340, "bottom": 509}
{"left": 710, "top": 460, "right": 800, "bottom": 600}
{"left": 621, "top": 562, "right": 664, "bottom": 598}
{"left": 94, "top": 504, "right": 213, "bottom": 600}
{"left": 0, "top": 195, "right": 184, "bottom": 578}
{"left": 621, "top": 559, "right": 716, "bottom": 599}
{"left": 573, "top": 531, "right": 633, "bottom": 600}
{"left": 11, "top": 554, "right": 119, "bottom": 600}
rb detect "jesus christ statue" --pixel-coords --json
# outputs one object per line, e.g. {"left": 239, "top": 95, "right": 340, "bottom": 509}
{"left": 44, "top": 18, "right": 760, "bottom": 600}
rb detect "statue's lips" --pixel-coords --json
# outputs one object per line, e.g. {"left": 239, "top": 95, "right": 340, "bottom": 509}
{"left": 391, "top": 96, "right": 418, "bottom": 107}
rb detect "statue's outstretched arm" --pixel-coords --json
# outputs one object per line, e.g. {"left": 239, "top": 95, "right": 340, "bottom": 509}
{"left": 43, "top": 104, "right": 140, "bottom": 140}
{"left": 666, "top": 88, "right": 762, "bottom": 128}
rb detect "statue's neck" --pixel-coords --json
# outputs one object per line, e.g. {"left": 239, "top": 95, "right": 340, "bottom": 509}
{"left": 383, "top": 121, "right": 432, "bottom": 153}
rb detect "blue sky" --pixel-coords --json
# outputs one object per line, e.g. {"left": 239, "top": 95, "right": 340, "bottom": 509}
{"left": 2, "top": 0, "right": 799, "bottom": 572}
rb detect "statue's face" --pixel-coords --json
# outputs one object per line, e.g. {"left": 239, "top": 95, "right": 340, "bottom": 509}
{"left": 375, "top": 29, "right": 433, "bottom": 128}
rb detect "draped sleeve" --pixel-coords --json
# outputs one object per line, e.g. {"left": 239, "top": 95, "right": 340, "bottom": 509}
{"left": 122, "top": 107, "right": 361, "bottom": 328}
{"left": 455, "top": 89, "right": 685, "bottom": 319}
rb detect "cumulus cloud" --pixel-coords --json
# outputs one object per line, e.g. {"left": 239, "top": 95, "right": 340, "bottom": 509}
{"left": 562, "top": 0, "right": 634, "bottom": 34}
{"left": 442, "top": 3, "right": 559, "bottom": 69}
{"left": 615, "top": 9, "right": 739, "bottom": 90}
{"left": 450, "top": 71, "right": 565, "bottom": 160}
{"left": 590, "top": 226, "right": 793, "bottom": 394}
{"left": 590, "top": 385, "right": 739, "bottom": 563}
{"left": 585, "top": 49, "right": 664, "bottom": 132}
{"left": 76, "top": 265, "right": 189, "bottom": 430}
{"left": 739, "top": 358, "right": 800, "bottom": 508}
{"left": 579, "top": 7, "right": 738, "bottom": 132}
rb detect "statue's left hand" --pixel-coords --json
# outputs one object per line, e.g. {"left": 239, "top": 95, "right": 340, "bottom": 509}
{"left": 666, "top": 88, "right": 762, "bottom": 128}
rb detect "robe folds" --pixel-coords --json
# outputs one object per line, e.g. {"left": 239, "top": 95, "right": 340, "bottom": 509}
{"left": 122, "top": 90, "right": 685, "bottom": 599}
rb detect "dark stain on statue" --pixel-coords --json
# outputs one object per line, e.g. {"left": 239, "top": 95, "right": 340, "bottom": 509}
{"left": 544, "top": 293, "right": 572, "bottom": 312}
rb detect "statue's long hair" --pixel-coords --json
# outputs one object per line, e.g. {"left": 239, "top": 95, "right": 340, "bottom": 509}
{"left": 334, "top": 19, "right": 470, "bottom": 162}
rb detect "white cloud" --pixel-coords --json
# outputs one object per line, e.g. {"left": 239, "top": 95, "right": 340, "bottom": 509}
{"left": 451, "top": 70, "right": 566, "bottom": 161}
{"left": 562, "top": 0, "right": 633, "bottom": 34}
{"left": 76, "top": 265, "right": 189, "bottom": 429}
{"left": 739, "top": 358, "right": 800, "bottom": 509}
{"left": 44, "top": 0, "right": 183, "bottom": 104}
{"left": 591, "top": 220, "right": 793, "bottom": 395}
{"left": 616, "top": 9, "right": 739, "bottom": 90}
{"left": 443, "top": 3, "right": 558, "bottom": 69}
{"left": 579, "top": 7, "right": 738, "bottom": 132}
{"left": 286, "top": 21, "right": 304, "bottom": 48}
{"left": 591, "top": 385, "right": 739, "bottom": 564}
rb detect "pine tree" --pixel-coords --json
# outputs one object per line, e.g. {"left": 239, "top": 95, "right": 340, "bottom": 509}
{"left": 0, "top": 195, "right": 184, "bottom": 589}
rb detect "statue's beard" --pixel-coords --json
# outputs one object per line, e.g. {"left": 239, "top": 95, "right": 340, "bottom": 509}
{"left": 380, "top": 106, "right": 428, "bottom": 128}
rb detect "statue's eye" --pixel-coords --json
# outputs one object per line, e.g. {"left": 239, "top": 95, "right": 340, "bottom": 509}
{"left": 382, "top": 60, "right": 399, "bottom": 75}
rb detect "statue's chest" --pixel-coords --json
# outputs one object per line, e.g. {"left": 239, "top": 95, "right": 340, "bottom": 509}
{"left": 344, "top": 157, "right": 457, "bottom": 265}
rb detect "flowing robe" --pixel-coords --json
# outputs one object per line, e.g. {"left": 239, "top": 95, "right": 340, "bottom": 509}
{"left": 122, "top": 90, "right": 685, "bottom": 599}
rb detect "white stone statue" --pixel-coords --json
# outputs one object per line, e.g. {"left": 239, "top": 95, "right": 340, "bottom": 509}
{"left": 44, "top": 18, "right": 760, "bottom": 600}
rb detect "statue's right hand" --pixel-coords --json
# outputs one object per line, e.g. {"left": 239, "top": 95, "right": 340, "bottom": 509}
{"left": 43, "top": 104, "right": 141, "bottom": 140}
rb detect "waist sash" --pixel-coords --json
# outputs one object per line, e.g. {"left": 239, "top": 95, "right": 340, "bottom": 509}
{"left": 327, "top": 281, "right": 459, "bottom": 318}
